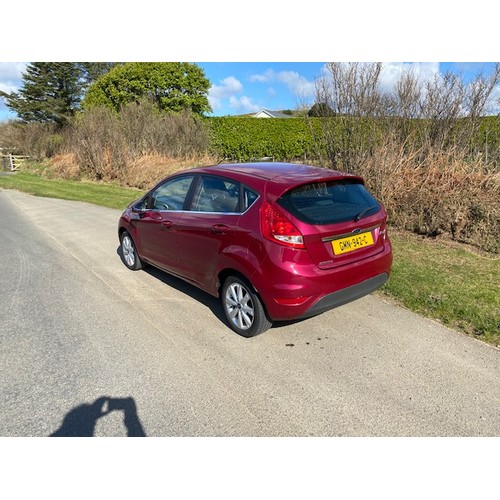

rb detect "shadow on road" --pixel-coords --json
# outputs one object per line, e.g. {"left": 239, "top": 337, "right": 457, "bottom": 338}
{"left": 116, "top": 246, "right": 227, "bottom": 326}
{"left": 50, "top": 396, "right": 146, "bottom": 437}
{"left": 116, "top": 246, "right": 316, "bottom": 334}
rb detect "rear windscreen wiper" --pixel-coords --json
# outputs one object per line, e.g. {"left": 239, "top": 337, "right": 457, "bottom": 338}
{"left": 354, "top": 205, "right": 378, "bottom": 222}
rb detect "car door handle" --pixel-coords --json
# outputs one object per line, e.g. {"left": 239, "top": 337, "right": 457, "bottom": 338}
{"left": 161, "top": 221, "right": 173, "bottom": 229}
{"left": 148, "top": 212, "right": 163, "bottom": 221}
{"left": 211, "top": 224, "right": 231, "bottom": 235}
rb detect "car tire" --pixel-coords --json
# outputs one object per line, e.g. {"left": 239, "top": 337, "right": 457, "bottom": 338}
{"left": 120, "top": 231, "right": 144, "bottom": 271}
{"left": 221, "top": 276, "right": 272, "bottom": 337}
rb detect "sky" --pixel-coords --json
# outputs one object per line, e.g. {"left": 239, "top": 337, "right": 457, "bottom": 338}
{"left": 1, "top": 61, "right": 499, "bottom": 121}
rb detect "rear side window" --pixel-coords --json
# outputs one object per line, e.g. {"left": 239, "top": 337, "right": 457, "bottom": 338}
{"left": 277, "top": 180, "right": 380, "bottom": 224}
{"left": 242, "top": 187, "right": 259, "bottom": 212}
{"left": 191, "top": 175, "right": 240, "bottom": 213}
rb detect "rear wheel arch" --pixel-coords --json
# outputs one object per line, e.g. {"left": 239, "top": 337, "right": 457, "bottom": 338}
{"left": 217, "top": 268, "right": 256, "bottom": 296}
{"left": 217, "top": 269, "right": 272, "bottom": 320}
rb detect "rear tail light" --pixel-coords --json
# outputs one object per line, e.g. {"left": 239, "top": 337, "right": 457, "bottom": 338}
{"left": 260, "top": 201, "right": 305, "bottom": 249}
{"left": 380, "top": 216, "right": 388, "bottom": 241}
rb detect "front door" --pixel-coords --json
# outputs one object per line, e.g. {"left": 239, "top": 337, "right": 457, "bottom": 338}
{"left": 135, "top": 175, "right": 195, "bottom": 272}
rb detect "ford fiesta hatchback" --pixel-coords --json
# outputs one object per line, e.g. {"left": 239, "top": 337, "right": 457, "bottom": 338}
{"left": 118, "top": 162, "right": 392, "bottom": 337}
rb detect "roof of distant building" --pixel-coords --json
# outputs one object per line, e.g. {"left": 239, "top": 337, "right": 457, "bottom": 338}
{"left": 253, "top": 109, "right": 293, "bottom": 118}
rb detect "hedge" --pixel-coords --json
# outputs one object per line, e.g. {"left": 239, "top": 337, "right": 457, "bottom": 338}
{"left": 206, "top": 115, "right": 500, "bottom": 165}
{"left": 206, "top": 116, "right": 324, "bottom": 162}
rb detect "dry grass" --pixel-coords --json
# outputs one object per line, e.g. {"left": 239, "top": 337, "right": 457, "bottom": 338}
{"left": 42, "top": 142, "right": 499, "bottom": 253}
{"left": 46, "top": 153, "right": 82, "bottom": 180}
{"left": 44, "top": 152, "right": 219, "bottom": 189}
{"left": 353, "top": 143, "right": 500, "bottom": 253}
{"left": 119, "top": 153, "right": 219, "bottom": 189}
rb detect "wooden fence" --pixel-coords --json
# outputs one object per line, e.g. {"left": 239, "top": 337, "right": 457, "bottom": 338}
{"left": 1, "top": 154, "right": 29, "bottom": 171}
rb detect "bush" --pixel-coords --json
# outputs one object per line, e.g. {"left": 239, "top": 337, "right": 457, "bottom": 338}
{"left": 119, "top": 99, "right": 210, "bottom": 158}
{"left": 356, "top": 140, "right": 500, "bottom": 253}
{"left": 0, "top": 121, "right": 63, "bottom": 159}
{"left": 64, "top": 100, "right": 211, "bottom": 182}
{"left": 66, "top": 106, "right": 126, "bottom": 180}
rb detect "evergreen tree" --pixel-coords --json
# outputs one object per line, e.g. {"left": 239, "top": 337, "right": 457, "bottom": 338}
{"left": 0, "top": 62, "right": 119, "bottom": 126}
{"left": 78, "top": 62, "right": 122, "bottom": 86}
{"left": 0, "top": 63, "right": 83, "bottom": 125}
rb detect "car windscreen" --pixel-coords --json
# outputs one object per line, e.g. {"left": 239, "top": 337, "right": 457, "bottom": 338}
{"left": 277, "top": 179, "right": 380, "bottom": 225}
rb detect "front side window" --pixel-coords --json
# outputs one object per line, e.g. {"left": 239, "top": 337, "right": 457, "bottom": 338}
{"left": 146, "top": 175, "right": 194, "bottom": 211}
{"left": 278, "top": 180, "right": 380, "bottom": 224}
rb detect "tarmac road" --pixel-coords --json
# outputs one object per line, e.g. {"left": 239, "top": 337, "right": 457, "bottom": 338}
{"left": 0, "top": 189, "right": 499, "bottom": 437}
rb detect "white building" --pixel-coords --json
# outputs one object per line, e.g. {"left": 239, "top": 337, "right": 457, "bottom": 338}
{"left": 252, "top": 109, "right": 292, "bottom": 118}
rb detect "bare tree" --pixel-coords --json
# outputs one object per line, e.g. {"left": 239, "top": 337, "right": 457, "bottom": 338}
{"left": 464, "top": 63, "right": 500, "bottom": 118}
{"left": 386, "top": 66, "right": 424, "bottom": 147}
{"left": 312, "top": 62, "right": 384, "bottom": 172}
{"left": 461, "top": 63, "right": 500, "bottom": 159}
{"left": 394, "top": 66, "right": 422, "bottom": 120}
{"left": 420, "top": 71, "right": 465, "bottom": 150}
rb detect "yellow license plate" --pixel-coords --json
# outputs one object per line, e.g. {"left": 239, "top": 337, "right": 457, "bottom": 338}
{"left": 332, "top": 232, "right": 374, "bottom": 255}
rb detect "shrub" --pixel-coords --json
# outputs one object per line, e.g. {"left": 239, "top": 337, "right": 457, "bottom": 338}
{"left": 66, "top": 106, "right": 126, "bottom": 180}
{"left": 64, "top": 100, "right": 211, "bottom": 182}
{"left": 357, "top": 139, "right": 500, "bottom": 253}
{"left": 0, "top": 121, "right": 63, "bottom": 159}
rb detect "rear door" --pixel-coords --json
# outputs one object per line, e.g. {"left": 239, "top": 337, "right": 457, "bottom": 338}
{"left": 277, "top": 179, "right": 388, "bottom": 270}
{"left": 174, "top": 175, "right": 241, "bottom": 288}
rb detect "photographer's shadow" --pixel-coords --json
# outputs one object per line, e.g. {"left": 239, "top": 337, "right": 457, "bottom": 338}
{"left": 50, "top": 396, "right": 146, "bottom": 437}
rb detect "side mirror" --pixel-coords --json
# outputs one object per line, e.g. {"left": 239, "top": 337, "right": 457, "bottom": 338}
{"left": 131, "top": 201, "right": 146, "bottom": 214}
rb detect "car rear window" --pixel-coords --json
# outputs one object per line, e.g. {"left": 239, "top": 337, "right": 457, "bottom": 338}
{"left": 277, "top": 179, "right": 380, "bottom": 225}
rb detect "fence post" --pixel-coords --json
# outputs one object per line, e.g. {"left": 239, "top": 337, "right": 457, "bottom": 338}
{"left": 9, "top": 154, "right": 15, "bottom": 171}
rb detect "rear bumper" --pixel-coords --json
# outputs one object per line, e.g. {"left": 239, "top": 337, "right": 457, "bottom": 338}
{"left": 295, "top": 272, "right": 389, "bottom": 319}
{"left": 255, "top": 241, "right": 392, "bottom": 321}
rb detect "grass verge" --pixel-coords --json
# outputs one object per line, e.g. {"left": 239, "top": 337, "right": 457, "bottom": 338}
{"left": 1, "top": 171, "right": 498, "bottom": 346}
{"left": 380, "top": 231, "right": 499, "bottom": 346}
{"left": 0, "top": 172, "right": 142, "bottom": 209}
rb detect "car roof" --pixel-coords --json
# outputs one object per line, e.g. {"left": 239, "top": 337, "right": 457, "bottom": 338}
{"left": 192, "top": 162, "right": 362, "bottom": 195}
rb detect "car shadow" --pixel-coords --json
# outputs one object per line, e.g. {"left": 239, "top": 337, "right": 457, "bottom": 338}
{"left": 145, "top": 266, "right": 228, "bottom": 323}
{"left": 144, "top": 265, "right": 314, "bottom": 332}
{"left": 116, "top": 246, "right": 227, "bottom": 326}
{"left": 117, "top": 246, "right": 313, "bottom": 334}
{"left": 50, "top": 396, "right": 146, "bottom": 437}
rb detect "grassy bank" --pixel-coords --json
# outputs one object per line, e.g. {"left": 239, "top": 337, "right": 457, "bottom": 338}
{"left": 0, "top": 172, "right": 142, "bottom": 209}
{"left": 1, "top": 171, "right": 498, "bottom": 346}
{"left": 381, "top": 232, "right": 499, "bottom": 346}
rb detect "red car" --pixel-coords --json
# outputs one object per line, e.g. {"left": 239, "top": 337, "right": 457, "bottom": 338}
{"left": 118, "top": 162, "right": 392, "bottom": 337}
